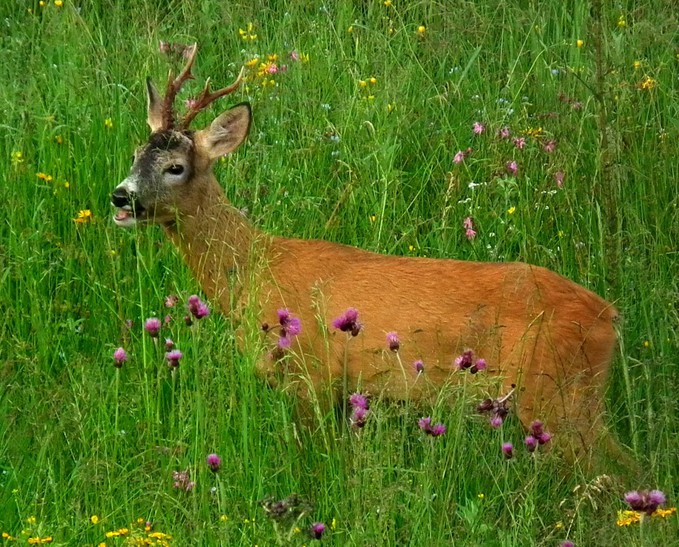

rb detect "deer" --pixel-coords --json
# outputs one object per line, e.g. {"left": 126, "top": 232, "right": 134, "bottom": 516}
{"left": 111, "top": 44, "right": 629, "bottom": 471}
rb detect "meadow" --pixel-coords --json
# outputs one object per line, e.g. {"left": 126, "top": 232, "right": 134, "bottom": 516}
{"left": 1, "top": 0, "right": 678, "bottom": 545}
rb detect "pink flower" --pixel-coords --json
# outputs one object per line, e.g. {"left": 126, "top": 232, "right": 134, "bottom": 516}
{"left": 386, "top": 331, "right": 400, "bottom": 351}
{"left": 497, "top": 126, "right": 511, "bottom": 139}
{"left": 267, "top": 63, "right": 278, "bottom": 74}
{"left": 332, "top": 308, "right": 362, "bottom": 336}
{"left": 512, "top": 137, "right": 526, "bottom": 150}
{"left": 165, "top": 295, "right": 179, "bottom": 308}
{"left": 113, "top": 347, "right": 128, "bottom": 368}
{"left": 490, "top": 415, "right": 503, "bottom": 428}
{"left": 502, "top": 442, "right": 513, "bottom": 459}
{"left": 206, "top": 453, "right": 221, "bottom": 473}
{"left": 505, "top": 160, "right": 518, "bottom": 176}
{"left": 289, "top": 50, "right": 300, "bottom": 61}
{"left": 543, "top": 139, "right": 557, "bottom": 153}
{"left": 310, "top": 522, "right": 326, "bottom": 539}
{"left": 349, "top": 393, "right": 369, "bottom": 410}
{"left": 413, "top": 360, "right": 424, "bottom": 373}
{"left": 188, "top": 295, "right": 210, "bottom": 319}
{"left": 554, "top": 170, "right": 565, "bottom": 188}
{"left": 418, "top": 417, "right": 446, "bottom": 437}
{"left": 472, "top": 121, "right": 485, "bottom": 135}
{"left": 144, "top": 317, "right": 161, "bottom": 337}
{"left": 166, "top": 349, "right": 183, "bottom": 368}
{"left": 453, "top": 150, "right": 465, "bottom": 164}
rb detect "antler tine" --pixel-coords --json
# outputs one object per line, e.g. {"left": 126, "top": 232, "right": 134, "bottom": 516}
{"left": 161, "top": 43, "right": 198, "bottom": 129}
{"left": 178, "top": 66, "right": 245, "bottom": 130}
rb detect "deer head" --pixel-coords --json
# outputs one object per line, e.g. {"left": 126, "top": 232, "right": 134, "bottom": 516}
{"left": 111, "top": 44, "right": 251, "bottom": 227}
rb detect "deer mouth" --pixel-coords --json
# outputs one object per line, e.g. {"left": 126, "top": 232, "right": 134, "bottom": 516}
{"left": 111, "top": 186, "right": 147, "bottom": 227}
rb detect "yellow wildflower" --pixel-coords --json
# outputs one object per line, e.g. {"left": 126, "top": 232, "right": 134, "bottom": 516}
{"left": 219, "top": 515, "right": 229, "bottom": 522}
{"left": 507, "top": 206, "right": 516, "bottom": 215}
{"left": 73, "top": 209, "right": 93, "bottom": 224}
{"left": 366, "top": 95, "right": 375, "bottom": 101}
{"left": 369, "top": 77, "right": 377, "bottom": 85}
{"left": 238, "top": 22, "right": 257, "bottom": 41}
{"left": 617, "top": 15, "right": 626, "bottom": 28}
{"left": 98, "top": 543, "right": 107, "bottom": 547}
{"left": 39, "top": 0, "right": 45, "bottom": 5}
{"left": 54, "top": 135, "right": 63, "bottom": 144}
{"left": 633, "top": 60, "right": 641, "bottom": 70}
{"left": 331, "top": 518, "right": 337, "bottom": 530}
{"left": 104, "top": 118, "right": 113, "bottom": 129}
{"left": 63, "top": 181, "right": 70, "bottom": 189}
{"left": 384, "top": 0, "right": 392, "bottom": 5}
{"left": 554, "top": 521, "right": 564, "bottom": 529}
{"left": 643, "top": 340, "right": 650, "bottom": 348}
{"left": 3, "top": 533, "right": 17, "bottom": 540}
{"left": 54, "top": 0, "right": 63, "bottom": 6}
{"left": 639, "top": 76, "right": 656, "bottom": 90}
{"left": 417, "top": 25, "right": 426, "bottom": 35}
{"left": 369, "top": 214, "right": 377, "bottom": 223}
{"left": 358, "top": 80, "right": 367, "bottom": 88}
{"left": 245, "top": 57, "right": 259, "bottom": 68}
{"left": 616, "top": 510, "right": 642, "bottom": 526}
{"left": 524, "top": 126, "right": 543, "bottom": 137}
{"left": 91, "top": 515, "right": 100, "bottom": 524}
{"left": 27, "top": 516, "right": 37, "bottom": 525}
{"left": 11, "top": 150, "right": 24, "bottom": 166}
{"left": 27, "top": 537, "right": 53, "bottom": 545}
{"left": 36, "top": 172, "right": 53, "bottom": 182}
{"left": 387, "top": 103, "right": 396, "bottom": 113}
{"left": 347, "top": 25, "right": 353, "bottom": 33}
{"left": 408, "top": 245, "right": 415, "bottom": 252}
{"left": 576, "top": 39, "right": 584, "bottom": 48}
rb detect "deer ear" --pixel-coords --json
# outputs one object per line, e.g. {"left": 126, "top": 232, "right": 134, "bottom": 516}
{"left": 146, "top": 78, "right": 164, "bottom": 132}
{"left": 196, "top": 103, "right": 251, "bottom": 160}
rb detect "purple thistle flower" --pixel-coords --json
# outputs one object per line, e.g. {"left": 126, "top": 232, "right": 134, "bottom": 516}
{"left": 470, "top": 358, "right": 486, "bottom": 374}
{"left": 206, "top": 453, "right": 221, "bottom": 473}
{"left": 188, "top": 295, "right": 210, "bottom": 319}
{"left": 430, "top": 423, "right": 446, "bottom": 436}
{"left": 529, "top": 420, "right": 544, "bottom": 436}
{"left": 386, "top": 331, "right": 400, "bottom": 352}
{"left": 648, "top": 490, "right": 666, "bottom": 507}
{"left": 164, "top": 314, "right": 172, "bottom": 325}
{"left": 624, "top": 489, "right": 667, "bottom": 515}
{"left": 184, "top": 314, "right": 193, "bottom": 326}
{"left": 560, "top": 542, "right": 575, "bottom": 547}
{"left": 506, "top": 160, "right": 518, "bottom": 176}
{"left": 543, "top": 139, "right": 557, "bottom": 153}
{"left": 490, "top": 414, "right": 504, "bottom": 428}
{"left": 166, "top": 349, "right": 183, "bottom": 368}
{"left": 472, "top": 121, "right": 485, "bottom": 135}
{"left": 277, "top": 308, "right": 302, "bottom": 348}
{"left": 349, "top": 393, "right": 369, "bottom": 410}
{"left": 525, "top": 435, "right": 538, "bottom": 453}
{"left": 453, "top": 150, "right": 466, "bottom": 164}
{"left": 331, "top": 307, "right": 362, "bottom": 336}
{"left": 413, "top": 360, "right": 425, "bottom": 374}
{"left": 164, "top": 294, "right": 178, "bottom": 308}
{"left": 502, "top": 442, "right": 514, "bottom": 459}
{"left": 454, "top": 349, "right": 474, "bottom": 370}
{"left": 351, "top": 406, "right": 369, "bottom": 428}
{"left": 537, "top": 431, "right": 552, "bottom": 445}
{"left": 513, "top": 137, "right": 526, "bottom": 150}
{"left": 144, "top": 317, "right": 161, "bottom": 337}
{"left": 310, "top": 522, "right": 326, "bottom": 539}
{"left": 418, "top": 417, "right": 446, "bottom": 437}
{"left": 498, "top": 126, "right": 511, "bottom": 139}
{"left": 113, "top": 347, "right": 128, "bottom": 368}
{"left": 172, "top": 470, "right": 195, "bottom": 492}
{"left": 165, "top": 338, "right": 174, "bottom": 350}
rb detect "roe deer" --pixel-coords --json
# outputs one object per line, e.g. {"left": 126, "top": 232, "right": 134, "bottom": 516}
{"left": 111, "top": 44, "right": 625, "bottom": 468}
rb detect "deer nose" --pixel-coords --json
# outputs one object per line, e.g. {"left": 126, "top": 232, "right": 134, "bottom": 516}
{"left": 111, "top": 187, "right": 132, "bottom": 208}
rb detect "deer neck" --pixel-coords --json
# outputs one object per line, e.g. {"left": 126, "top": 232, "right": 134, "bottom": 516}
{"left": 163, "top": 177, "right": 259, "bottom": 308}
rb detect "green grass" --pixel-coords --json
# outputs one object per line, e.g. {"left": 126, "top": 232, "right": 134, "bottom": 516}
{"left": 1, "top": 0, "right": 678, "bottom": 545}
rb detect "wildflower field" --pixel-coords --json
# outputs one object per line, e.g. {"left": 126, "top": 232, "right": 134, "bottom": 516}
{"left": 1, "top": 0, "right": 678, "bottom": 545}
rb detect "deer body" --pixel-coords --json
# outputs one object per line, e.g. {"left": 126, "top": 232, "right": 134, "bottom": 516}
{"left": 112, "top": 45, "right": 622, "bottom": 465}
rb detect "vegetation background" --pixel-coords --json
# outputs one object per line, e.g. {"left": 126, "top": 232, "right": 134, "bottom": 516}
{"left": 0, "top": 0, "right": 677, "bottom": 545}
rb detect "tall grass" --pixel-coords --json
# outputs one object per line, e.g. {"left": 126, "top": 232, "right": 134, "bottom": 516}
{"left": 0, "top": 0, "right": 677, "bottom": 545}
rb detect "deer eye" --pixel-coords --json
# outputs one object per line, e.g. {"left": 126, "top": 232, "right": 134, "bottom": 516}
{"left": 166, "top": 164, "right": 185, "bottom": 176}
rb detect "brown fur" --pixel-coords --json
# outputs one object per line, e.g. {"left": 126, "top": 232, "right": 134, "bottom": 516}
{"left": 114, "top": 89, "right": 627, "bottom": 470}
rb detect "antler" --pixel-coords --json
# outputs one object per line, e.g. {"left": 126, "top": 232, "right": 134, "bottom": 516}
{"left": 161, "top": 43, "right": 198, "bottom": 129}
{"left": 178, "top": 67, "right": 245, "bottom": 130}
